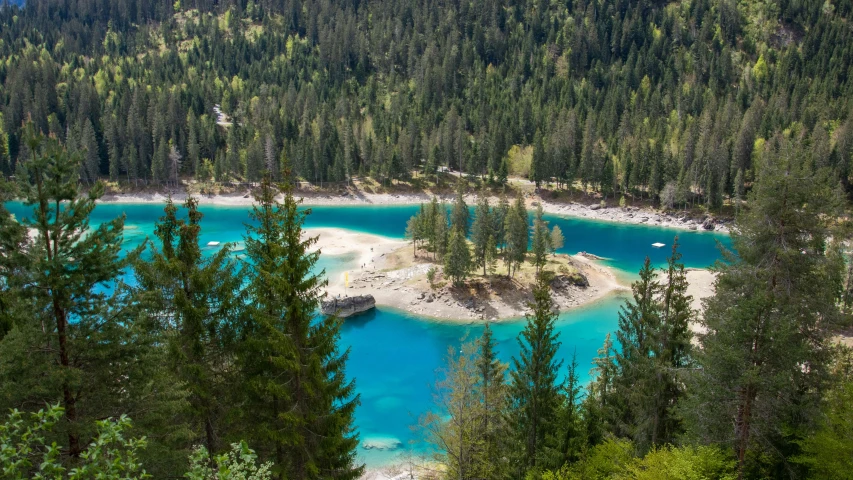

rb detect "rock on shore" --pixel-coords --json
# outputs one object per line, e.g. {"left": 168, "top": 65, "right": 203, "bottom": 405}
{"left": 321, "top": 294, "right": 376, "bottom": 318}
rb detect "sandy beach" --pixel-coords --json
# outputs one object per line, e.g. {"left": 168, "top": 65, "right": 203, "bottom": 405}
{"left": 305, "top": 227, "right": 407, "bottom": 272}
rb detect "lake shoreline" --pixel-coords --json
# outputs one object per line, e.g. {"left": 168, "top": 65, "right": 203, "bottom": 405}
{"left": 99, "top": 190, "right": 731, "bottom": 234}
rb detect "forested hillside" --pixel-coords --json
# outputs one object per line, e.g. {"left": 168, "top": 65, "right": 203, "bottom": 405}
{"left": 1, "top": 0, "right": 853, "bottom": 207}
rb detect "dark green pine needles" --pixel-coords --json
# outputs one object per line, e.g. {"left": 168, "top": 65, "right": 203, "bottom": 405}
{"left": 240, "top": 174, "right": 363, "bottom": 480}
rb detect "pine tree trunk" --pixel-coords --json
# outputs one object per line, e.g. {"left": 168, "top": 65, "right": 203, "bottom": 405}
{"left": 55, "top": 300, "right": 81, "bottom": 458}
{"left": 735, "top": 385, "right": 755, "bottom": 480}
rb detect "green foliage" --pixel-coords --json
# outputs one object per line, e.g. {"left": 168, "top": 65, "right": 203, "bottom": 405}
{"left": 620, "top": 445, "right": 736, "bottom": 480}
{"left": 471, "top": 194, "right": 496, "bottom": 276}
{"left": 791, "top": 353, "right": 853, "bottom": 479}
{"left": 444, "top": 229, "right": 472, "bottom": 287}
{"left": 541, "top": 438, "right": 634, "bottom": 480}
{"left": 550, "top": 226, "right": 565, "bottom": 256}
{"left": 240, "top": 174, "right": 363, "bottom": 479}
{"left": 0, "top": 124, "right": 162, "bottom": 462}
{"left": 185, "top": 441, "right": 273, "bottom": 480}
{"left": 504, "top": 196, "right": 529, "bottom": 278}
{"left": 530, "top": 205, "right": 551, "bottom": 274}
{"left": 134, "top": 196, "right": 243, "bottom": 456}
{"left": 0, "top": 405, "right": 150, "bottom": 479}
{"left": 682, "top": 141, "right": 846, "bottom": 477}
{"left": 506, "top": 277, "right": 562, "bottom": 474}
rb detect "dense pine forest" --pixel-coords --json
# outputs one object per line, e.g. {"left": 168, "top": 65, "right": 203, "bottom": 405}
{"left": 1, "top": 0, "right": 853, "bottom": 205}
{"left": 2, "top": 0, "right": 853, "bottom": 479}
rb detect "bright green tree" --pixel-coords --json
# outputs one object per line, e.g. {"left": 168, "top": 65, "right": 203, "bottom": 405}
{"left": 421, "top": 341, "right": 483, "bottom": 479}
{"left": 550, "top": 225, "right": 565, "bottom": 256}
{"left": 0, "top": 405, "right": 150, "bottom": 479}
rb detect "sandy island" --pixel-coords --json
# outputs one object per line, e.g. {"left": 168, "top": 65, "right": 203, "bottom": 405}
{"left": 307, "top": 227, "right": 628, "bottom": 322}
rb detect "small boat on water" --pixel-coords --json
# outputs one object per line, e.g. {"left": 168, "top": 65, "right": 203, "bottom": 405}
{"left": 207, "top": 241, "right": 221, "bottom": 247}
{"left": 652, "top": 242, "right": 665, "bottom": 248}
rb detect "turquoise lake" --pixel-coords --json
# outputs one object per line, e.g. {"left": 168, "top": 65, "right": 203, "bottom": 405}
{"left": 6, "top": 201, "right": 730, "bottom": 466}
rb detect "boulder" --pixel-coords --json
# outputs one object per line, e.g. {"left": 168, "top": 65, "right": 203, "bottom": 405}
{"left": 702, "top": 217, "right": 716, "bottom": 230}
{"left": 590, "top": 204, "right": 602, "bottom": 210}
{"left": 550, "top": 273, "right": 590, "bottom": 289}
{"left": 362, "top": 436, "right": 403, "bottom": 451}
{"left": 321, "top": 294, "right": 376, "bottom": 318}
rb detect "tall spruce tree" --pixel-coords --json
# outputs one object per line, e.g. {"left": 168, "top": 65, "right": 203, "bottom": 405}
{"left": 612, "top": 257, "right": 661, "bottom": 451}
{"left": 530, "top": 204, "right": 551, "bottom": 274}
{"left": 506, "top": 276, "right": 562, "bottom": 474}
{"left": 544, "top": 350, "right": 584, "bottom": 470}
{"left": 471, "top": 194, "right": 495, "bottom": 276}
{"left": 475, "top": 323, "right": 507, "bottom": 479}
{"left": 451, "top": 184, "right": 469, "bottom": 235}
{"left": 504, "top": 196, "right": 529, "bottom": 277}
{"left": 652, "top": 237, "right": 694, "bottom": 447}
{"left": 240, "top": 174, "right": 362, "bottom": 479}
{"left": 134, "top": 196, "right": 242, "bottom": 457}
{"left": 444, "top": 229, "right": 472, "bottom": 286}
{"left": 683, "top": 143, "right": 845, "bottom": 478}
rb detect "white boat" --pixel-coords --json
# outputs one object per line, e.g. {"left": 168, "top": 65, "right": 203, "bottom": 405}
{"left": 652, "top": 242, "right": 665, "bottom": 248}
{"left": 207, "top": 241, "right": 221, "bottom": 247}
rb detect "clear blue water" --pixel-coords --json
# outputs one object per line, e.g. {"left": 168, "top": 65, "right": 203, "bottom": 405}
{"left": 5, "top": 201, "right": 730, "bottom": 466}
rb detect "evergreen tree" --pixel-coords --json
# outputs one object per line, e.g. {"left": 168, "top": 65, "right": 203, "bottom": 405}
{"left": 240, "top": 174, "right": 362, "bottom": 479}
{"left": 444, "top": 229, "right": 472, "bottom": 287}
{"left": 504, "top": 196, "right": 529, "bottom": 278}
{"left": 612, "top": 257, "right": 660, "bottom": 450}
{"left": 475, "top": 323, "right": 507, "bottom": 478}
{"left": 530, "top": 204, "right": 551, "bottom": 274}
{"left": 134, "top": 196, "right": 243, "bottom": 457}
{"left": 584, "top": 333, "right": 618, "bottom": 447}
{"left": 451, "top": 184, "right": 469, "bottom": 235}
{"left": 531, "top": 130, "right": 546, "bottom": 188}
{"left": 0, "top": 125, "right": 155, "bottom": 461}
{"left": 506, "top": 277, "right": 562, "bottom": 474}
{"left": 471, "top": 194, "right": 495, "bottom": 276}
{"left": 683, "top": 146, "right": 845, "bottom": 478}
{"left": 545, "top": 350, "right": 584, "bottom": 470}
{"left": 434, "top": 204, "right": 450, "bottom": 261}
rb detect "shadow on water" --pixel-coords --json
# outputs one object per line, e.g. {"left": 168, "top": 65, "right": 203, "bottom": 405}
{"left": 341, "top": 308, "right": 379, "bottom": 331}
